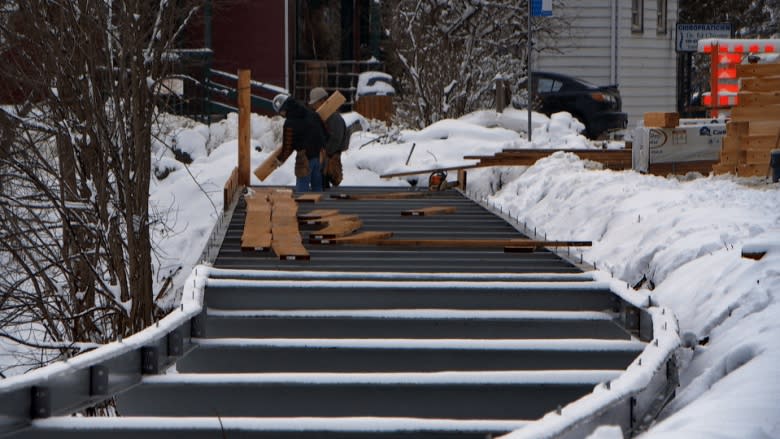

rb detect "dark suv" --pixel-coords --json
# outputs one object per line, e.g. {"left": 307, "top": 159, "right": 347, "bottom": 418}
{"left": 514, "top": 71, "right": 627, "bottom": 139}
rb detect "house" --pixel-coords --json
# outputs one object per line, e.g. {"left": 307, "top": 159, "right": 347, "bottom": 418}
{"left": 186, "top": 0, "right": 385, "bottom": 115}
{"left": 533, "top": 0, "right": 679, "bottom": 129}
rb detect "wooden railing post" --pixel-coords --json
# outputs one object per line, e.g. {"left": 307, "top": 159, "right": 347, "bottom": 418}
{"left": 238, "top": 69, "right": 251, "bottom": 186}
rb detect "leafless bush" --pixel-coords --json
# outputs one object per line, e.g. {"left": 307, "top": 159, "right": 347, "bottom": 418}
{"left": 0, "top": 0, "right": 201, "bottom": 374}
{"left": 382, "top": 0, "right": 570, "bottom": 128}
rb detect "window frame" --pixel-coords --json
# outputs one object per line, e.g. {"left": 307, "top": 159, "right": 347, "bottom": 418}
{"left": 631, "top": 0, "right": 644, "bottom": 33}
{"left": 656, "top": 0, "right": 667, "bottom": 35}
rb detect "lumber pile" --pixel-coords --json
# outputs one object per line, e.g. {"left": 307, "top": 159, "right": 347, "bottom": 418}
{"left": 713, "top": 62, "right": 780, "bottom": 177}
{"left": 241, "top": 188, "right": 309, "bottom": 260}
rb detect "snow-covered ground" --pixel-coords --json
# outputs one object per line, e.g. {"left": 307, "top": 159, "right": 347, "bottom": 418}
{"left": 2, "top": 107, "right": 779, "bottom": 438}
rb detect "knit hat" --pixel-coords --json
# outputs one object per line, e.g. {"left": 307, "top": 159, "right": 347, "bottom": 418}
{"left": 308, "top": 87, "right": 328, "bottom": 105}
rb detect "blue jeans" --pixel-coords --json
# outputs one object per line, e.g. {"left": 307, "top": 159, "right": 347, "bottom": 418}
{"left": 296, "top": 156, "right": 322, "bottom": 192}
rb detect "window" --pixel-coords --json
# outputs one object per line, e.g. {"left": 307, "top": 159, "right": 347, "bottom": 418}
{"left": 656, "top": 0, "right": 667, "bottom": 35}
{"left": 537, "top": 78, "right": 562, "bottom": 93}
{"left": 631, "top": 0, "right": 643, "bottom": 33}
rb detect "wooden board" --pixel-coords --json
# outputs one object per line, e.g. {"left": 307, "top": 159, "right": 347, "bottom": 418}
{"left": 330, "top": 191, "right": 433, "bottom": 200}
{"left": 401, "top": 206, "right": 457, "bottom": 216}
{"left": 296, "top": 193, "right": 323, "bottom": 203}
{"left": 309, "top": 231, "right": 394, "bottom": 245}
{"left": 643, "top": 112, "right": 680, "bottom": 128}
{"left": 648, "top": 160, "right": 719, "bottom": 176}
{"left": 253, "top": 91, "right": 346, "bottom": 181}
{"left": 737, "top": 63, "right": 780, "bottom": 78}
{"left": 738, "top": 91, "right": 780, "bottom": 106}
{"left": 745, "top": 149, "right": 773, "bottom": 165}
{"left": 310, "top": 219, "right": 363, "bottom": 239}
{"left": 366, "top": 239, "right": 592, "bottom": 248}
{"left": 303, "top": 213, "right": 360, "bottom": 226}
{"left": 741, "top": 135, "right": 780, "bottom": 150}
{"left": 297, "top": 209, "right": 340, "bottom": 221}
{"left": 254, "top": 146, "right": 282, "bottom": 181}
{"left": 737, "top": 163, "right": 770, "bottom": 178}
{"left": 748, "top": 120, "right": 780, "bottom": 136}
{"left": 315, "top": 90, "right": 346, "bottom": 120}
{"left": 740, "top": 77, "right": 780, "bottom": 93}
{"left": 271, "top": 237, "right": 310, "bottom": 260}
{"left": 730, "top": 105, "right": 780, "bottom": 122}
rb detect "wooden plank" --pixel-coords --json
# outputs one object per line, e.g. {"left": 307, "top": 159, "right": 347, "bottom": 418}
{"left": 745, "top": 149, "right": 773, "bottom": 165}
{"left": 741, "top": 135, "right": 780, "bottom": 150}
{"left": 737, "top": 163, "right": 770, "bottom": 178}
{"left": 297, "top": 209, "right": 340, "bottom": 221}
{"left": 711, "top": 163, "right": 737, "bottom": 175}
{"left": 271, "top": 237, "right": 310, "bottom": 261}
{"left": 740, "top": 77, "right": 780, "bottom": 93}
{"left": 331, "top": 191, "right": 435, "bottom": 200}
{"left": 310, "top": 219, "right": 363, "bottom": 239}
{"left": 315, "top": 90, "right": 346, "bottom": 120}
{"left": 730, "top": 105, "right": 780, "bottom": 122}
{"left": 367, "top": 239, "right": 592, "bottom": 248}
{"left": 254, "top": 147, "right": 283, "bottom": 181}
{"left": 302, "top": 213, "right": 361, "bottom": 227}
{"left": 738, "top": 91, "right": 780, "bottom": 106}
{"left": 379, "top": 164, "right": 481, "bottom": 179}
{"left": 648, "top": 161, "right": 719, "bottom": 176}
{"left": 241, "top": 232, "right": 272, "bottom": 251}
{"left": 223, "top": 167, "right": 240, "bottom": 211}
{"left": 737, "top": 63, "right": 780, "bottom": 78}
{"left": 296, "top": 193, "right": 323, "bottom": 203}
{"left": 310, "top": 231, "right": 394, "bottom": 245}
{"left": 748, "top": 120, "right": 780, "bottom": 136}
{"left": 643, "top": 112, "right": 680, "bottom": 128}
{"left": 401, "top": 206, "right": 457, "bottom": 216}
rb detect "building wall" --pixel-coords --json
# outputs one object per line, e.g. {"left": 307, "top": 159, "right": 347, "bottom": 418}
{"left": 210, "top": 1, "right": 288, "bottom": 88}
{"left": 618, "top": 0, "right": 679, "bottom": 128}
{"left": 534, "top": 0, "right": 679, "bottom": 129}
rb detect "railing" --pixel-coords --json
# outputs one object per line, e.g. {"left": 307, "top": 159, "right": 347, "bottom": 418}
{"left": 293, "top": 59, "right": 385, "bottom": 109}
{"left": 0, "top": 187, "right": 680, "bottom": 438}
{"left": 0, "top": 182, "right": 244, "bottom": 437}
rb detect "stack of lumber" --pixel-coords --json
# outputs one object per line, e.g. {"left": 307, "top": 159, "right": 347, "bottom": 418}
{"left": 713, "top": 62, "right": 780, "bottom": 177}
{"left": 241, "top": 188, "right": 309, "bottom": 260}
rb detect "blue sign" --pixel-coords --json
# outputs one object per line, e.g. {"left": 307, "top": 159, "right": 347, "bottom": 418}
{"left": 532, "top": 0, "right": 552, "bottom": 17}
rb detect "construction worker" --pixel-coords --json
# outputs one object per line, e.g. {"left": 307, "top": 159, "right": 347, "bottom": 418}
{"left": 308, "top": 87, "right": 349, "bottom": 188}
{"left": 272, "top": 94, "right": 327, "bottom": 192}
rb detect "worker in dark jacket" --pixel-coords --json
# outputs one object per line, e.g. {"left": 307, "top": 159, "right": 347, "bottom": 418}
{"left": 308, "top": 87, "right": 349, "bottom": 188}
{"left": 272, "top": 94, "right": 327, "bottom": 192}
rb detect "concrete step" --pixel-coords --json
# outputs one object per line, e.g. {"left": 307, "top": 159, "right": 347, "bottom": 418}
{"left": 116, "top": 370, "right": 621, "bottom": 420}
{"left": 176, "top": 338, "right": 645, "bottom": 373}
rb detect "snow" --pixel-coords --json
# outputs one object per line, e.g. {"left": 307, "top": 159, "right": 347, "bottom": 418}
{"left": 3, "top": 105, "right": 779, "bottom": 438}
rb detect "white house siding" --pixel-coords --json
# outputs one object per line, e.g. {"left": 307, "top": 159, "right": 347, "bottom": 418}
{"left": 618, "top": 0, "right": 679, "bottom": 128}
{"left": 534, "top": 0, "right": 679, "bottom": 129}
{"left": 535, "top": 1, "right": 615, "bottom": 86}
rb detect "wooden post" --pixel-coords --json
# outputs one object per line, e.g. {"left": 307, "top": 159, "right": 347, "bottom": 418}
{"left": 238, "top": 69, "right": 251, "bottom": 186}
